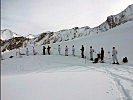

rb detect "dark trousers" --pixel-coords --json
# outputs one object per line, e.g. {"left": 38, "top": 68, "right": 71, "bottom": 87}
{"left": 81, "top": 51, "right": 84, "bottom": 58}
{"left": 43, "top": 50, "right": 45, "bottom": 55}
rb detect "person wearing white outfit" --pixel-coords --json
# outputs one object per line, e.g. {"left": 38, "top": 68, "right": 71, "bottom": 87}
{"left": 33, "top": 46, "right": 36, "bottom": 55}
{"left": 26, "top": 48, "right": 29, "bottom": 56}
{"left": 90, "top": 46, "right": 94, "bottom": 61}
{"left": 58, "top": 45, "right": 61, "bottom": 55}
{"left": 65, "top": 46, "right": 68, "bottom": 56}
{"left": 112, "top": 47, "right": 119, "bottom": 64}
{"left": 72, "top": 45, "right": 75, "bottom": 56}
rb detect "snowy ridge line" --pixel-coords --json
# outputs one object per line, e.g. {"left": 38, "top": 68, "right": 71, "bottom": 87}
{"left": 1, "top": 4, "right": 133, "bottom": 52}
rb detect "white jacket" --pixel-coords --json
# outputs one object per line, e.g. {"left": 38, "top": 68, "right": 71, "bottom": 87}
{"left": 58, "top": 46, "right": 61, "bottom": 51}
{"left": 72, "top": 47, "right": 75, "bottom": 51}
{"left": 112, "top": 49, "right": 118, "bottom": 56}
{"left": 90, "top": 48, "right": 94, "bottom": 53}
{"left": 65, "top": 47, "right": 68, "bottom": 51}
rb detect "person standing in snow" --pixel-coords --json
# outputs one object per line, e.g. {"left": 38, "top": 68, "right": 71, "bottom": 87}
{"left": 43, "top": 46, "right": 46, "bottom": 55}
{"left": 33, "top": 46, "right": 36, "bottom": 55}
{"left": 58, "top": 45, "right": 61, "bottom": 55}
{"left": 65, "top": 46, "right": 68, "bottom": 56}
{"left": 72, "top": 45, "right": 75, "bottom": 56}
{"left": 47, "top": 45, "right": 51, "bottom": 55}
{"left": 26, "top": 48, "right": 29, "bottom": 56}
{"left": 80, "top": 45, "right": 84, "bottom": 58}
{"left": 112, "top": 47, "right": 119, "bottom": 64}
{"left": 90, "top": 46, "right": 94, "bottom": 61}
{"left": 100, "top": 48, "right": 104, "bottom": 62}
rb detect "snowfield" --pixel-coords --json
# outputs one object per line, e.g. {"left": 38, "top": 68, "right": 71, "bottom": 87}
{"left": 1, "top": 21, "right": 133, "bottom": 100}
{"left": 1, "top": 55, "right": 133, "bottom": 100}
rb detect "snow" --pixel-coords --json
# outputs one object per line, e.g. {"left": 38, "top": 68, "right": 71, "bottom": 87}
{"left": 1, "top": 29, "right": 22, "bottom": 40}
{"left": 1, "top": 14, "right": 133, "bottom": 100}
{"left": 1, "top": 55, "right": 133, "bottom": 100}
{"left": 25, "top": 34, "right": 35, "bottom": 39}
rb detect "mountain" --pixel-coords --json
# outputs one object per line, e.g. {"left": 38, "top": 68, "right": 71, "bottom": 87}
{"left": 53, "top": 4, "right": 133, "bottom": 43}
{"left": 96, "top": 4, "right": 133, "bottom": 32}
{"left": 1, "top": 4, "right": 133, "bottom": 52}
{"left": 25, "top": 34, "right": 36, "bottom": 39}
{"left": 1, "top": 29, "right": 22, "bottom": 40}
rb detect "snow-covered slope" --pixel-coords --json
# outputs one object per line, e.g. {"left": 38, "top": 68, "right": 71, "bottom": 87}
{"left": 2, "top": 55, "right": 133, "bottom": 100}
{"left": 97, "top": 4, "right": 133, "bottom": 32}
{"left": 54, "top": 4, "right": 133, "bottom": 43}
{"left": 2, "top": 21, "right": 133, "bottom": 63}
{"left": 28, "top": 4, "right": 133, "bottom": 45}
{"left": 1, "top": 29, "right": 22, "bottom": 40}
{"left": 1, "top": 4, "right": 133, "bottom": 51}
{"left": 25, "top": 34, "right": 35, "bottom": 39}
{"left": 1, "top": 4, "right": 133, "bottom": 100}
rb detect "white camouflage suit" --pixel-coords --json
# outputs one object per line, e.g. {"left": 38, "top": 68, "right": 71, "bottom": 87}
{"left": 26, "top": 48, "right": 29, "bottom": 56}
{"left": 65, "top": 46, "right": 68, "bottom": 56}
{"left": 58, "top": 46, "right": 61, "bottom": 55}
{"left": 112, "top": 49, "right": 118, "bottom": 63}
{"left": 90, "top": 48, "right": 94, "bottom": 59}
{"left": 72, "top": 46, "right": 75, "bottom": 56}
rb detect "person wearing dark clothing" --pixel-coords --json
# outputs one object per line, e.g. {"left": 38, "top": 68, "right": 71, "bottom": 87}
{"left": 93, "top": 53, "right": 100, "bottom": 63}
{"left": 43, "top": 46, "right": 46, "bottom": 55}
{"left": 101, "top": 48, "right": 104, "bottom": 62}
{"left": 47, "top": 46, "right": 51, "bottom": 55}
{"left": 123, "top": 57, "right": 128, "bottom": 63}
{"left": 80, "top": 45, "right": 84, "bottom": 58}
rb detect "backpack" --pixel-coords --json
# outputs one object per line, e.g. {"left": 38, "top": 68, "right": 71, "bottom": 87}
{"left": 122, "top": 57, "right": 128, "bottom": 63}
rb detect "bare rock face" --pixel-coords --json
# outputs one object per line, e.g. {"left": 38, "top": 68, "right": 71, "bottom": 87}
{"left": 1, "top": 37, "right": 28, "bottom": 52}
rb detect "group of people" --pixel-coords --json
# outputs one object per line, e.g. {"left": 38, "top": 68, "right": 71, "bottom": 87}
{"left": 16, "top": 44, "right": 127, "bottom": 64}
{"left": 25, "top": 46, "right": 36, "bottom": 56}
{"left": 80, "top": 45, "right": 119, "bottom": 64}
{"left": 57, "top": 45, "right": 120, "bottom": 64}
{"left": 43, "top": 45, "right": 51, "bottom": 55}
{"left": 24, "top": 44, "right": 120, "bottom": 64}
{"left": 58, "top": 45, "right": 75, "bottom": 56}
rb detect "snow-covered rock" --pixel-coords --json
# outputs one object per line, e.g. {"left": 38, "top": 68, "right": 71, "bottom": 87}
{"left": 1, "top": 29, "right": 22, "bottom": 40}
{"left": 97, "top": 4, "right": 133, "bottom": 32}
{"left": 26, "top": 34, "right": 35, "bottom": 39}
{"left": 1, "top": 4, "right": 133, "bottom": 51}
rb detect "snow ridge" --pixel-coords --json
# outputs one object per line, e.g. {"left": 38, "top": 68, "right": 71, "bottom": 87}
{"left": 1, "top": 29, "right": 22, "bottom": 40}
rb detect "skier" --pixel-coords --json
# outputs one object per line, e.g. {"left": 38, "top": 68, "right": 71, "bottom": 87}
{"left": 100, "top": 48, "right": 104, "bottom": 62}
{"left": 43, "top": 46, "right": 46, "bottom": 55}
{"left": 90, "top": 46, "right": 94, "bottom": 61}
{"left": 72, "top": 45, "right": 75, "bottom": 56}
{"left": 47, "top": 45, "right": 51, "bottom": 55}
{"left": 112, "top": 47, "right": 119, "bottom": 64}
{"left": 58, "top": 45, "right": 61, "bottom": 55}
{"left": 33, "top": 46, "right": 36, "bottom": 55}
{"left": 80, "top": 45, "right": 84, "bottom": 58}
{"left": 65, "top": 46, "right": 68, "bottom": 56}
{"left": 26, "top": 48, "right": 29, "bottom": 56}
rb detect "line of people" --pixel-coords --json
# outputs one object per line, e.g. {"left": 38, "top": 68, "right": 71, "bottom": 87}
{"left": 56, "top": 45, "right": 119, "bottom": 64}
{"left": 17, "top": 44, "right": 127, "bottom": 64}
{"left": 80, "top": 45, "right": 119, "bottom": 64}
{"left": 25, "top": 46, "right": 37, "bottom": 56}
{"left": 43, "top": 45, "right": 51, "bottom": 55}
